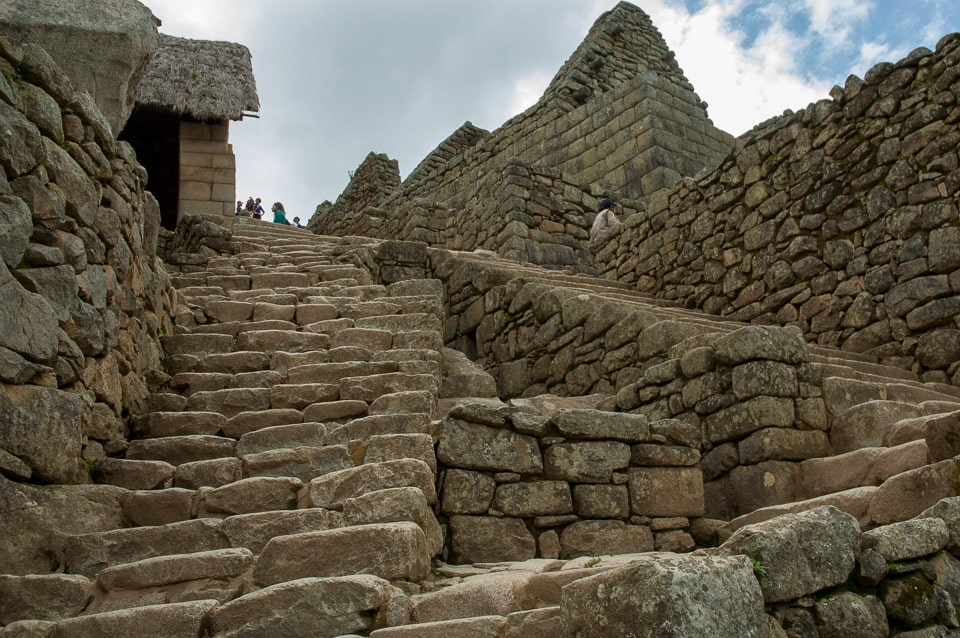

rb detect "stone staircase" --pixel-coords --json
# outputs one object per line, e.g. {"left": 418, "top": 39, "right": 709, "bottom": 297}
{"left": 6, "top": 219, "right": 960, "bottom": 636}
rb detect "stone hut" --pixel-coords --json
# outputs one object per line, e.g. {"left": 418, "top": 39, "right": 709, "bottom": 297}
{"left": 121, "top": 34, "right": 259, "bottom": 230}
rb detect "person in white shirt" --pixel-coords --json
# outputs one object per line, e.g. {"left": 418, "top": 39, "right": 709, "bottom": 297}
{"left": 590, "top": 197, "right": 620, "bottom": 246}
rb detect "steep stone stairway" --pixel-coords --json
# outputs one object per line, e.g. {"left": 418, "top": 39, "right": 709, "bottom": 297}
{"left": 6, "top": 220, "right": 960, "bottom": 636}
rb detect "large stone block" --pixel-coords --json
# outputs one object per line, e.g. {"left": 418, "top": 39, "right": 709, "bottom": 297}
{"left": 342, "top": 487, "right": 444, "bottom": 556}
{"left": 561, "top": 554, "right": 766, "bottom": 637}
{"left": 48, "top": 600, "right": 216, "bottom": 638}
{"left": 559, "top": 520, "right": 654, "bottom": 559}
{"left": 448, "top": 516, "right": 536, "bottom": 564}
{"left": 543, "top": 441, "right": 630, "bottom": 483}
{"left": 303, "top": 458, "right": 436, "bottom": 510}
{"left": 441, "top": 469, "right": 496, "bottom": 515}
{"left": 0, "top": 574, "right": 93, "bottom": 623}
{"left": 627, "top": 467, "right": 704, "bottom": 518}
{"left": 495, "top": 481, "right": 573, "bottom": 517}
{"left": 720, "top": 505, "right": 860, "bottom": 603}
{"left": 438, "top": 418, "right": 542, "bottom": 474}
{"left": 254, "top": 522, "right": 431, "bottom": 585}
{"left": 0, "top": 384, "right": 83, "bottom": 483}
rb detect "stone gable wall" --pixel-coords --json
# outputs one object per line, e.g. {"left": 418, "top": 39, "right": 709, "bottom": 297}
{"left": 0, "top": 36, "right": 176, "bottom": 485}
{"left": 594, "top": 34, "right": 960, "bottom": 383}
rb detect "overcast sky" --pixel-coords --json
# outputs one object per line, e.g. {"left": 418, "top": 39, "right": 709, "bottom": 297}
{"left": 142, "top": 0, "right": 959, "bottom": 223}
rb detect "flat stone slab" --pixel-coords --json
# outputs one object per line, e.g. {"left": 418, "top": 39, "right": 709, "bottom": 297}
{"left": 253, "top": 522, "right": 431, "bottom": 585}
{"left": 48, "top": 600, "right": 217, "bottom": 638}
{"left": 198, "top": 476, "right": 303, "bottom": 517}
{"left": 62, "top": 519, "right": 229, "bottom": 577}
{"left": 303, "top": 459, "right": 436, "bottom": 510}
{"left": 134, "top": 411, "right": 226, "bottom": 439}
{"left": 236, "top": 422, "right": 327, "bottom": 456}
{"left": 96, "top": 548, "right": 253, "bottom": 591}
{"left": 221, "top": 509, "right": 345, "bottom": 553}
{"left": 125, "top": 435, "right": 237, "bottom": 466}
{"left": 186, "top": 388, "right": 272, "bottom": 418}
{"left": 242, "top": 445, "right": 353, "bottom": 482}
{"left": 0, "top": 574, "right": 93, "bottom": 623}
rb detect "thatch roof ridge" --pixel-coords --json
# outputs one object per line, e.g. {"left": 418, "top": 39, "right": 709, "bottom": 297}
{"left": 136, "top": 33, "right": 259, "bottom": 122}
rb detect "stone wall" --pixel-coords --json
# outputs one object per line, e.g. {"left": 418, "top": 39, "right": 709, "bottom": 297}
{"left": 423, "top": 249, "right": 960, "bottom": 524}
{"left": 0, "top": 35, "right": 176, "bottom": 485}
{"left": 436, "top": 402, "right": 703, "bottom": 563}
{"left": 310, "top": 2, "right": 732, "bottom": 271}
{"left": 595, "top": 33, "right": 960, "bottom": 382}
{"left": 179, "top": 120, "right": 237, "bottom": 220}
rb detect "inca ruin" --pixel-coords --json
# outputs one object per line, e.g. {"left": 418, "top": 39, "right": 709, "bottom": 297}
{"left": 2, "top": 1, "right": 960, "bottom": 636}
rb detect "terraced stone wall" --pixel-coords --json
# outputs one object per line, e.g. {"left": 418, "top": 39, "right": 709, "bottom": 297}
{"left": 595, "top": 33, "right": 960, "bottom": 383}
{"left": 0, "top": 36, "right": 176, "bottom": 485}
{"left": 425, "top": 250, "right": 960, "bottom": 525}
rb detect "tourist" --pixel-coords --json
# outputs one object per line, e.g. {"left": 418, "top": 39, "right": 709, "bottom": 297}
{"left": 272, "top": 202, "right": 290, "bottom": 225}
{"left": 253, "top": 197, "right": 266, "bottom": 219}
{"left": 235, "top": 200, "right": 243, "bottom": 215}
{"left": 246, "top": 197, "right": 258, "bottom": 218}
{"left": 589, "top": 197, "right": 620, "bottom": 246}
{"left": 292, "top": 216, "right": 305, "bottom": 228}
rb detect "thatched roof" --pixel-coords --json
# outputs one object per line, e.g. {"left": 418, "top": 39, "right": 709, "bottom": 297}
{"left": 136, "top": 34, "right": 259, "bottom": 122}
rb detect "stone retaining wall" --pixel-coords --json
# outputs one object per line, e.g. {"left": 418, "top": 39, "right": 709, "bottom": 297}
{"left": 436, "top": 402, "right": 703, "bottom": 562}
{"left": 0, "top": 36, "right": 176, "bottom": 484}
{"left": 595, "top": 33, "right": 960, "bottom": 382}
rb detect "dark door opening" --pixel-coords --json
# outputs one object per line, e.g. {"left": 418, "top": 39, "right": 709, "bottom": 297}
{"left": 119, "top": 107, "right": 180, "bottom": 230}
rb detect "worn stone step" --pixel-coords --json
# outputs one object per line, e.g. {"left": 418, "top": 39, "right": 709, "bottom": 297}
{"left": 63, "top": 518, "right": 230, "bottom": 577}
{"left": 220, "top": 508, "right": 344, "bottom": 553}
{"left": 46, "top": 600, "right": 216, "bottom": 638}
{"left": 253, "top": 522, "right": 431, "bottom": 586}
{"left": 185, "top": 388, "right": 273, "bottom": 417}
{"left": 829, "top": 399, "right": 960, "bottom": 454}
{"left": 235, "top": 329, "right": 331, "bottom": 353}
{"left": 797, "top": 440, "right": 931, "bottom": 500}
{"left": 301, "top": 458, "right": 437, "bottom": 511}
{"left": 126, "top": 435, "right": 237, "bottom": 465}
{"left": 721, "top": 456, "right": 960, "bottom": 536}
{"left": 175, "top": 458, "right": 244, "bottom": 489}
{"left": 161, "top": 333, "right": 235, "bottom": 356}
{"left": 242, "top": 445, "right": 353, "bottom": 482}
{"left": 325, "top": 414, "right": 436, "bottom": 445}
{"left": 286, "top": 361, "right": 400, "bottom": 385}
{"left": 355, "top": 313, "right": 443, "bottom": 333}
{"left": 340, "top": 373, "right": 440, "bottom": 403}
{"left": 197, "top": 476, "right": 303, "bottom": 517}
{"left": 205, "top": 574, "right": 402, "bottom": 638}
{"left": 823, "top": 376, "right": 960, "bottom": 420}
{"left": 268, "top": 383, "right": 340, "bottom": 410}
{"left": 0, "top": 573, "right": 93, "bottom": 624}
{"left": 223, "top": 408, "right": 305, "bottom": 439}
{"left": 194, "top": 351, "right": 272, "bottom": 374}
{"left": 236, "top": 422, "right": 327, "bottom": 456}
{"left": 96, "top": 548, "right": 253, "bottom": 593}
{"left": 92, "top": 458, "right": 175, "bottom": 490}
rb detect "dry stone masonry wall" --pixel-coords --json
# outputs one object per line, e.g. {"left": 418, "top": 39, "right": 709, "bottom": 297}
{"left": 309, "top": 2, "right": 732, "bottom": 272}
{"left": 0, "top": 35, "right": 175, "bottom": 486}
{"left": 595, "top": 33, "right": 960, "bottom": 383}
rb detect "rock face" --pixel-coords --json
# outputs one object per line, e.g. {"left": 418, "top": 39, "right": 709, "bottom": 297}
{"left": 0, "top": 0, "right": 160, "bottom": 134}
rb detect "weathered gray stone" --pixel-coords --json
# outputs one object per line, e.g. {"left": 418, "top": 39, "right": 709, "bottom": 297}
{"left": 861, "top": 517, "right": 949, "bottom": 562}
{"left": 221, "top": 508, "right": 345, "bottom": 553}
{"left": 97, "top": 548, "right": 253, "bottom": 591}
{"left": 706, "top": 396, "right": 795, "bottom": 444}
{"left": 0, "top": 102, "right": 44, "bottom": 177}
{"left": 0, "top": 195, "right": 32, "bottom": 269}
{"left": 242, "top": 445, "right": 352, "bottom": 482}
{"left": 713, "top": 326, "right": 808, "bottom": 365}
{"left": 174, "top": 458, "right": 243, "bottom": 490}
{"left": 441, "top": 469, "right": 496, "bottom": 515}
{"left": 572, "top": 484, "right": 630, "bottom": 519}
{"left": 731, "top": 360, "right": 799, "bottom": 400}
{"left": 438, "top": 418, "right": 542, "bottom": 474}
{"left": 0, "top": 574, "right": 93, "bottom": 623}
{"left": 303, "top": 458, "right": 436, "bottom": 510}
{"left": 342, "top": 487, "right": 443, "bottom": 556}
{"left": 561, "top": 554, "right": 766, "bottom": 637}
{"left": 495, "top": 481, "right": 573, "bottom": 517}
{"left": 48, "top": 600, "right": 216, "bottom": 638}
{"left": 720, "top": 506, "right": 860, "bottom": 603}
{"left": 559, "top": 520, "right": 654, "bottom": 559}
{"left": 543, "top": 441, "right": 629, "bottom": 483}
{"left": 628, "top": 467, "right": 704, "bottom": 517}
{"left": 880, "top": 571, "right": 938, "bottom": 628}
{"left": 550, "top": 409, "right": 650, "bottom": 442}
{"left": 198, "top": 476, "right": 302, "bottom": 516}
{"left": 365, "top": 433, "right": 437, "bottom": 472}
{"left": 448, "top": 516, "right": 536, "bottom": 564}
{"left": 812, "top": 591, "right": 888, "bottom": 638}
{"left": 629, "top": 443, "right": 700, "bottom": 466}
{"left": 0, "top": 267, "right": 59, "bottom": 364}
{"left": 738, "top": 428, "right": 832, "bottom": 464}
{"left": 0, "top": 384, "right": 82, "bottom": 483}
{"left": 254, "top": 522, "right": 431, "bottom": 585}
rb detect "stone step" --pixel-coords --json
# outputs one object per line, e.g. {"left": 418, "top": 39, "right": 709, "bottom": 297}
{"left": 95, "top": 548, "right": 253, "bottom": 594}
{"left": 242, "top": 445, "right": 353, "bottom": 482}
{"left": 236, "top": 422, "right": 328, "bottom": 456}
{"left": 125, "top": 435, "right": 237, "bottom": 465}
{"left": 823, "top": 376, "right": 960, "bottom": 420}
{"left": 160, "top": 333, "right": 235, "bottom": 356}
{"left": 720, "top": 456, "right": 960, "bottom": 536}
{"left": 829, "top": 399, "right": 960, "bottom": 454}
{"left": 92, "top": 458, "right": 176, "bottom": 490}
{"left": 44, "top": 600, "right": 217, "bottom": 638}
{"left": 168, "top": 370, "right": 284, "bottom": 396}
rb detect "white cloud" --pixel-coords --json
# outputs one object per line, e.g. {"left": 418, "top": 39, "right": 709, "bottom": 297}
{"left": 645, "top": 1, "right": 830, "bottom": 136}
{"left": 802, "top": 0, "right": 873, "bottom": 40}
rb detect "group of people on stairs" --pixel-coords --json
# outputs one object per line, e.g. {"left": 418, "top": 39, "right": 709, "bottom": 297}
{"left": 236, "top": 197, "right": 305, "bottom": 228}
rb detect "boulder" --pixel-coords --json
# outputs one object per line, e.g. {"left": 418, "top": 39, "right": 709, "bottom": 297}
{"left": 0, "top": 0, "right": 160, "bottom": 134}
{"left": 0, "top": 384, "right": 83, "bottom": 483}
{"left": 411, "top": 570, "right": 535, "bottom": 623}
{"left": 720, "top": 506, "right": 861, "bottom": 603}
{"left": 48, "top": 600, "right": 216, "bottom": 638}
{"left": 342, "top": 487, "right": 444, "bottom": 556}
{"left": 561, "top": 554, "right": 766, "bottom": 637}
{"left": 0, "top": 574, "right": 93, "bottom": 623}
